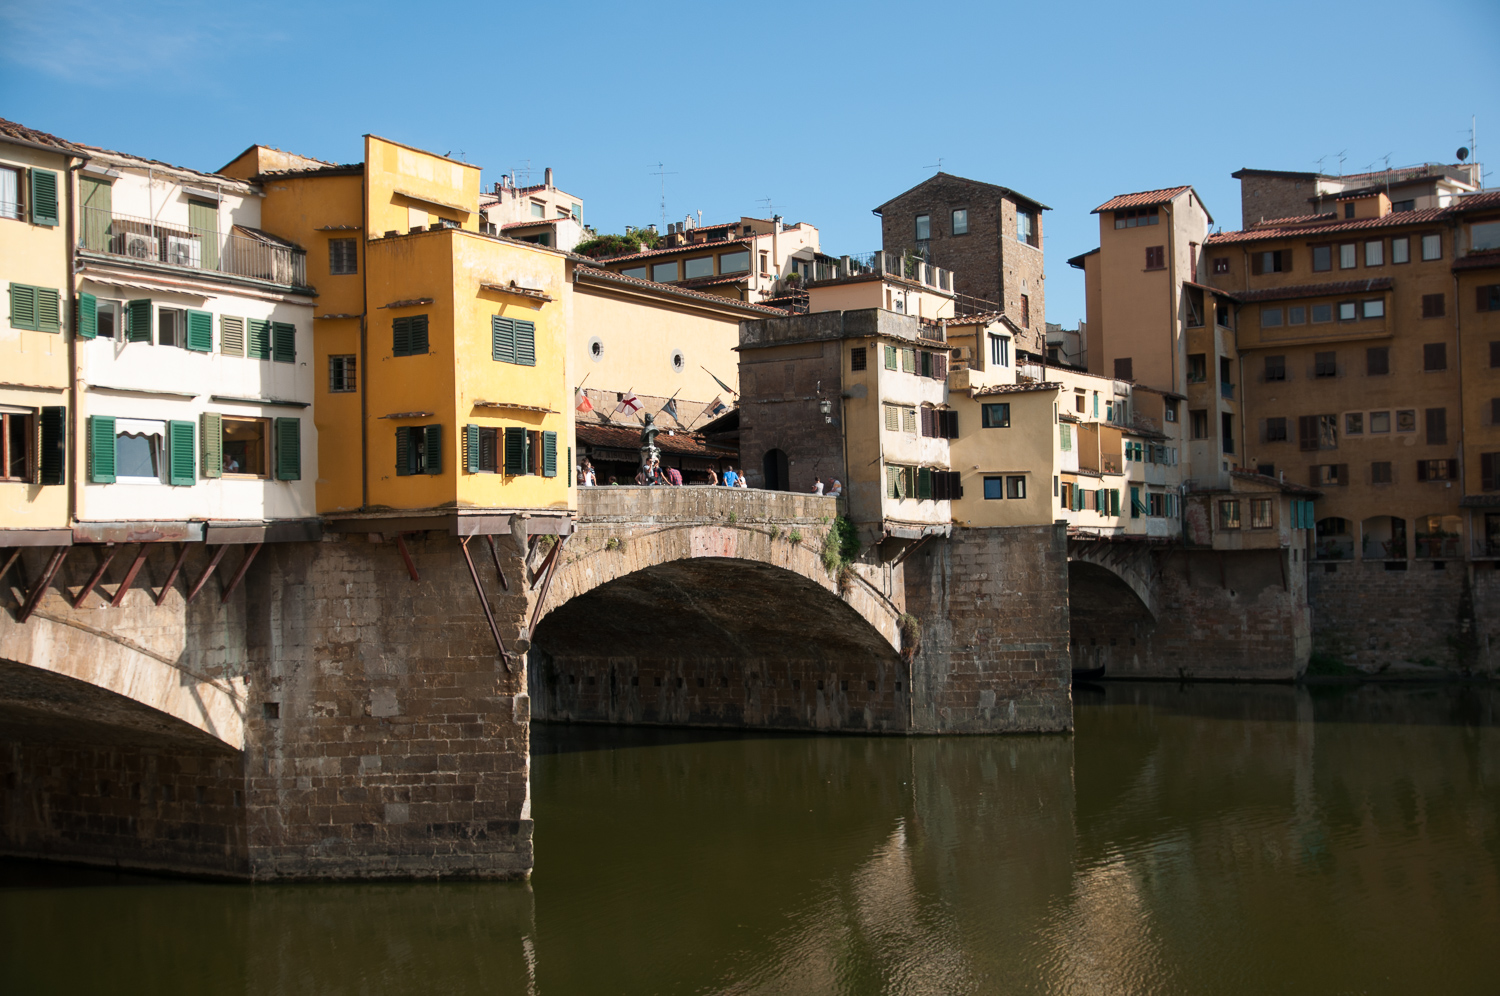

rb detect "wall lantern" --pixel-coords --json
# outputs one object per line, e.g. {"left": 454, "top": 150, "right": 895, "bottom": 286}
{"left": 819, "top": 399, "right": 833, "bottom": 423}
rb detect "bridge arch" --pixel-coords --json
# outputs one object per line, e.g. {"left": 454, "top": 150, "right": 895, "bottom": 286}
{"left": 1066, "top": 539, "right": 1160, "bottom": 674}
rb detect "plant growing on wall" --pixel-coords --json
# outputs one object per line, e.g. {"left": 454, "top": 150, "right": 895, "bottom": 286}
{"left": 573, "top": 226, "right": 661, "bottom": 259}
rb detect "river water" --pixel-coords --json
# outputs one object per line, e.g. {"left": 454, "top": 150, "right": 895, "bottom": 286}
{"left": 3, "top": 681, "right": 1498, "bottom": 995}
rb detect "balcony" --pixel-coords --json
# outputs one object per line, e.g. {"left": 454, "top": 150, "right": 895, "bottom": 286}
{"left": 809, "top": 250, "right": 953, "bottom": 294}
{"left": 79, "top": 207, "right": 308, "bottom": 287}
{"left": 1220, "top": 382, "right": 1235, "bottom": 400}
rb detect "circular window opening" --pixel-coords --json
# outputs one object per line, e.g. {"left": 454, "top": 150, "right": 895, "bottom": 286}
{"left": 671, "top": 350, "right": 685, "bottom": 372}
{"left": 588, "top": 337, "right": 604, "bottom": 361}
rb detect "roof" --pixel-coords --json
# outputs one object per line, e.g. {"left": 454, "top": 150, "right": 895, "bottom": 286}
{"left": 1183, "top": 280, "right": 1240, "bottom": 301}
{"left": 1066, "top": 247, "right": 1100, "bottom": 269}
{"left": 1249, "top": 212, "right": 1337, "bottom": 228}
{"left": 1205, "top": 207, "right": 1448, "bottom": 244}
{"left": 77, "top": 143, "right": 255, "bottom": 189}
{"left": 255, "top": 164, "right": 363, "bottom": 179}
{"left": 501, "top": 218, "right": 568, "bottom": 231}
{"left": 364, "top": 134, "right": 480, "bottom": 170}
{"left": 574, "top": 265, "right": 788, "bottom": 316}
{"left": 1229, "top": 470, "right": 1322, "bottom": 497}
{"left": 1232, "top": 163, "right": 1470, "bottom": 184}
{"left": 872, "top": 172, "right": 1051, "bottom": 214}
{"left": 0, "top": 117, "right": 85, "bottom": 156}
{"left": 594, "top": 236, "right": 754, "bottom": 264}
{"left": 970, "top": 381, "right": 1062, "bottom": 397}
{"left": 1233, "top": 277, "right": 1392, "bottom": 304}
{"left": 230, "top": 225, "right": 303, "bottom": 250}
{"left": 1093, "top": 186, "right": 1192, "bottom": 214}
{"left": 1453, "top": 190, "right": 1500, "bottom": 214}
{"left": 1454, "top": 248, "right": 1500, "bottom": 273}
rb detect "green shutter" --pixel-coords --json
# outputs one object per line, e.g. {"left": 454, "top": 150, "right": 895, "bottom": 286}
{"left": 9, "top": 284, "right": 37, "bottom": 330}
{"left": 1110, "top": 489, "right": 1120, "bottom": 516}
{"left": 272, "top": 321, "right": 295, "bottom": 362}
{"left": 76, "top": 293, "right": 98, "bottom": 340}
{"left": 504, "top": 427, "right": 526, "bottom": 474}
{"left": 917, "top": 466, "right": 932, "bottom": 499}
{"left": 395, "top": 426, "right": 413, "bottom": 476}
{"left": 1130, "top": 487, "right": 1142, "bottom": 519}
{"left": 187, "top": 198, "right": 219, "bottom": 270}
{"left": 29, "top": 169, "right": 59, "bottom": 227}
{"left": 201, "top": 412, "right": 222, "bottom": 478}
{"left": 247, "top": 319, "right": 271, "bottom": 359}
{"left": 491, "top": 316, "right": 515, "bottom": 363}
{"left": 36, "top": 288, "right": 60, "bottom": 333}
{"left": 542, "top": 430, "right": 557, "bottom": 477}
{"left": 186, "top": 310, "right": 213, "bottom": 351}
{"left": 884, "top": 345, "right": 896, "bottom": 369}
{"left": 465, "top": 424, "right": 480, "bottom": 473}
{"left": 516, "top": 320, "right": 536, "bottom": 366}
{"left": 168, "top": 420, "right": 195, "bottom": 485}
{"left": 423, "top": 424, "right": 442, "bottom": 475}
{"left": 393, "top": 316, "right": 411, "bottom": 356}
{"left": 39, "top": 407, "right": 65, "bottom": 485}
{"left": 89, "top": 416, "right": 116, "bottom": 483}
{"left": 80, "top": 176, "right": 113, "bottom": 251}
{"left": 126, "top": 300, "right": 153, "bottom": 342}
{"left": 275, "top": 418, "right": 301, "bottom": 480}
{"left": 410, "top": 315, "right": 428, "bottom": 354}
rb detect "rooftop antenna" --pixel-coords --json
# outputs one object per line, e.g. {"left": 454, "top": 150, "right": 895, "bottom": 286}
{"left": 757, "top": 196, "right": 775, "bottom": 218}
{"left": 510, "top": 159, "right": 534, "bottom": 186}
{"left": 924, "top": 157, "right": 944, "bottom": 172}
{"left": 1336, "top": 149, "right": 1347, "bottom": 176}
{"left": 648, "top": 162, "right": 677, "bottom": 229}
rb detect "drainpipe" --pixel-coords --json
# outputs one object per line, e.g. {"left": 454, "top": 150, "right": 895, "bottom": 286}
{"left": 360, "top": 167, "right": 370, "bottom": 510}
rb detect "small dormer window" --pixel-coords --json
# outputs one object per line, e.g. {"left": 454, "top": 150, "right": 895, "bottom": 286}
{"left": 1344, "top": 203, "right": 1355, "bottom": 219}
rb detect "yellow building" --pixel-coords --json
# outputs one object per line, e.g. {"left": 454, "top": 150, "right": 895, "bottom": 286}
{"left": 0, "top": 119, "right": 82, "bottom": 543}
{"left": 228, "top": 136, "right": 574, "bottom": 528}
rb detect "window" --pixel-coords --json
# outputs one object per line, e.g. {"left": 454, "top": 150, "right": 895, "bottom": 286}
{"left": 1145, "top": 246, "right": 1165, "bottom": 269}
{"left": 901, "top": 407, "right": 917, "bottom": 434}
{"left": 462, "top": 426, "right": 500, "bottom": 473}
{"left": 652, "top": 261, "right": 678, "bottom": 282}
{"left": 0, "top": 165, "right": 19, "bottom": 220}
{"left": 1426, "top": 407, "right": 1447, "bottom": 445}
{"left": 951, "top": 209, "right": 968, "bottom": 235}
{"left": 1367, "top": 347, "right": 1389, "bottom": 376}
{"left": 1339, "top": 243, "right": 1357, "bottom": 269}
{"left": 1020, "top": 294, "right": 1031, "bottom": 327}
{"left": 329, "top": 355, "right": 357, "bottom": 392}
{"left": 90, "top": 299, "right": 118, "bottom": 339}
{"left": 1114, "top": 207, "right": 1158, "bottom": 229}
{"left": 920, "top": 407, "right": 958, "bottom": 438}
{"left": 1346, "top": 412, "right": 1363, "bottom": 435}
{"left": 1372, "top": 461, "right": 1392, "bottom": 484}
{"left": 393, "top": 314, "right": 429, "bottom": 357}
{"left": 1314, "top": 351, "right": 1337, "bottom": 378}
{"left": 1114, "top": 357, "right": 1133, "bottom": 380}
{"left": 157, "top": 307, "right": 184, "bottom": 347}
{"left": 1311, "top": 303, "right": 1333, "bottom": 323}
{"left": 1059, "top": 424, "right": 1072, "bottom": 451}
{"left": 1251, "top": 499, "right": 1273, "bottom": 529}
{"left": 1365, "top": 241, "right": 1384, "bottom": 266}
{"left": 886, "top": 464, "right": 913, "bottom": 499}
{"left": 1479, "top": 287, "right": 1500, "bottom": 312}
{"left": 1164, "top": 401, "right": 1178, "bottom": 423}
{"left": 1007, "top": 475, "right": 1026, "bottom": 499}
{"left": 1474, "top": 222, "right": 1500, "bottom": 252}
{"left": 1396, "top": 409, "right": 1417, "bottom": 433}
{"left": 1421, "top": 234, "right": 1442, "bottom": 261}
{"left": 850, "top": 347, "right": 866, "bottom": 371}
{"left": 1338, "top": 301, "right": 1357, "bottom": 321}
{"left": 1424, "top": 343, "right": 1447, "bottom": 371}
{"left": 981, "top": 403, "right": 1011, "bottom": 428}
{"left": 758, "top": 252, "right": 768, "bottom": 275}
{"left": 1313, "top": 464, "right": 1347, "bottom": 486}
{"left": 530, "top": 201, "right": 545, "bottom": 218}
{"left": 683, "top": 256, "right": 713, "bottom": 279}
{"left": 1, "top": 410, "right": 29, "bottom": 480}
{"left": 1299, "top": 414, "right": 1338, "bottom": 451}
{"left": 492, "top": 317, "right": 536, "bottom": 366}
{"left": 884, "top": 344, "right": 898, "bottom": 370}
{"left": 1422, "top": 293, "right": 1445, "bottom": 318}
{"left": 1312, "top": 245, "right": 1332, "bottom": 271}
{"left": 984, "top": 476, "right": 1004, "bottom": 500}
{"left": 1288, "top": 306, "right": 1306, "bottom": 325}
{"left": 1074, "top": 392, "right": 1086, "bottom": 414}
{"left": 1392, "top": 200, "right": 1415, "bottom": 213}
{"left": 1344, "top": 203, "right": 1356, "bottom": 219}
{"left": 1216, "top": 301, "right": 1234, "bottom": 328}
{"left": 114, "top": 418, "right": 167, "bottom": 484}
{"left": 1213, "top": 257, "right": 1229, "bottom": 274}
{"left": 989, "top": 334, "right": 1010, "bottom": 367}
{"left": 1391, "top": 237, "right": 1410, "bottom": 263}
{"left": 1362, "top": 299, "right": 1384, "bottom": 319}
{"left": 572, "top": 203, "right": 582, "bottom": 221}
{"left": 1370, "top": 411, "right": 1391, "bottom": 433}
{"left": 8, "top": 284, "right": 61, "bottom": 333}
{"left": 1483, "top": 454, "right": 1500, "bottom": 492}
{"left": 221, "top": 417, "right": 269, "bottom": 477}
{"left": 396, "top": 425, "right": 443, "bottom": 476}
{"left": 329, "top": 238, "right": 357, "bottom": 275}
{"left": 1261, "top": 306, "right": 1283, "bottom": 327}
{"left": 1222, "top": 412, "right": 1235, "bottom": 453}
{"left": 1220, "top": 500, "right": 1241, "bottom": 529}
{"left": 915, "top": 214, "right": 930, "bottom": 241}
{"left": 1017, "top": 209, "right": 1038, "bottom": 245}
{"left": 1254, "top": 250, "right": 1289, "bottom": 274}
{"left": 1261, "top": 355, "right": 1285, "bottom": 382}
{"left": 622, "top": 266, "right": 648, "bottom": 280}
{"left": 1417, "top": 459, "right": 1457, "bottom": 482}
{"left": 220, "top": 315, "right": 245, "bottom": 356}
{"left": 719, "top": 250, "right": 750, "bottom": 274}
{"left": 901, "top": 347, "right": 916, "bottom": 373}
{"left": 1266, "top": 417, "right": 1288, "bottom": 442}
{"left": 1190, "top": 409, "right": 1208, "bottom": 439}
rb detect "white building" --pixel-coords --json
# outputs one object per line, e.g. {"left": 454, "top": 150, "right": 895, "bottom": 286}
{"left": 479, "top": 167, "right": 589, "bottom": 251}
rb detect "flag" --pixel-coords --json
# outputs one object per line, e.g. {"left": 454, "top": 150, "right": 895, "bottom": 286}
{"left": 615, "top": 391, "right": 641, "bottom": 415}
{"left": 703, "top": 368, "right": 737, "bottom": 396}
{"left": 708, "top": 395, "right": 728, "bottom": 416}
{"left": 574, "top": 389, "right": 593, "bottom": 414}
{"left": 661, "top": 397, "right": 679, "bottom": 422}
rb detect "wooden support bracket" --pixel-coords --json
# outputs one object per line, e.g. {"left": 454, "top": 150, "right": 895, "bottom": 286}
{"left": 110, "top": 544, "right": 153, "bottom": 607}
{"left": 220, "top": 543, "right": 263, "bottom": 603}
{"left": 0, "top": 548, "right": 22, "bottom": 585}
{"left": 18, "top": 547, "right": 69, "bottom": 623}
{"left": 156, "top": 543, "right": 192, "bottom": 606}
{"left": 460, "top": 536, "right": 510, "bottom": 666}
{"left": 186, "top": 545, "right": 230, "bottom": 605}
{"left": 395, "top": 534, "right": 420, "bottom": 582}
{"left": 527, "top": 534, "right": 569, "bottom": 637}
{"left": 484, "top": 534, "right": 508, "bottom": 591}
{"left": 529, "top": 538, "right": 562, "bottom": 592}
{"left": 72, "top": 544, "right": 118, "bottom": 609}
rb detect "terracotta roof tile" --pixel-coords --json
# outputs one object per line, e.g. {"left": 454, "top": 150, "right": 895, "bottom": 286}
{"left": 1453, "top": 190, "right": 1500, "bottom": 214}
{"left": 596, "top": 236, "right": 755, "bottom": 264}
{"left": 1233, "top": 278, "right": 1392, "bottom": 304}
{"left": 1206, "top": 207, "right": 1448, "bottom": 244}
{"left": 1454, "top": 249, "right": 1500, "bottom": 272}
{"left": 971, "top": 381, "right": 1061, "bottom": 397}
{"left": 256, "top": 164, "right": 363, "bottom": 179}
{"left": 575, "top": 265, "right": 787, "bottom": 316}
{"left": 501, "top": 218, "right": 568, "bottom": 230}
{"left": 1093, "top": 186, "right": 1192, "bottom": 214}
{"left": 576, "top": 423, "right": 726, "bottom": 458}
{"left": 0, "top": 117, "right": 83, "bottom": 154}
{"left": 1249, "top": 212, "right": 1337, "bottom": 228}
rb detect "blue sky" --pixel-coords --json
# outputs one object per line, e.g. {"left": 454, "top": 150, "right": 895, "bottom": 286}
{"left": 5, "top": 0, "right": 1497, "bottom": 326}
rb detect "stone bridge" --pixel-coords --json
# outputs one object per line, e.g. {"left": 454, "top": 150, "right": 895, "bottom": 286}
{"left": 0, "top": 488, "right": 1073, "bottom": 881}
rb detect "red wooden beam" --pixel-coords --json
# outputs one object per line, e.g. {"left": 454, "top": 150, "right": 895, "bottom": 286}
{"left": 220, "top": 543, "right": 263, "bottom": 603}
{"left": 529, "top": 537, "right": 561, "bottom": 592}
{"left": 460, "top": 536, "right": 510, "bottom": 664}
{"left": 394, "top": 534, "right": 420, "bottom": 582}
{"left": 72, "top": 544, "right": 118, "bottom": 609}
{"left": 0, "top": 548, "right": 21, "bottom": 585}
{"left": 155, "top": 543, "right": 192, "bottom": 606}
{"left": 185, "top": 545, "right": 230, "bottom": 605}
{"left": 18, "top": 547, "right": 69, "bottom": 623}
{"left": 109, "top": 544, "right": 153, "bottom": 607}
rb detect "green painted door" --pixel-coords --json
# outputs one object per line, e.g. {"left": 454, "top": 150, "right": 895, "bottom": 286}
{"left": 80, "top": 176, "right": 112, "bottom": 251}
{"left": 188, "top": 198, "right": 219, "bottom": 270}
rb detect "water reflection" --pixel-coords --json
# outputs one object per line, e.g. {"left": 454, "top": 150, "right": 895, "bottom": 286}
{"left": 1, "top": 682, "right": 1497, "bottom": 995}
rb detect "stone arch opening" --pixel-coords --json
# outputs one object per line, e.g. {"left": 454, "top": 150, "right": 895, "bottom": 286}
{"left": 529, "top": 557, "right": 908, "bottom": 732}
{"left": 1067, "top": 561, "right": 1156, "bottom": 674}
{"left": 1315, "top": 517, "right": 1355, "bottom": 561}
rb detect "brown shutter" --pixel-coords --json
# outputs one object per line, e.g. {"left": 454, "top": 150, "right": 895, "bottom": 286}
{"left": 1335, "top": 464, "right": 1347, "bottom": 485}
{"left": 1448, "top": 459, "right": 1460, "bottom": 480}
{"left": 1298, "top": 415, "right": 1317, "bottom": 451}
{"left": 1484, "top": 453, "right": 1495, "bottom": 492}
{"left": 1310, "top": 466, "right": 1321, "bottom": 487}
{"left": 934, "top": 352, "right": 948, "bottom": 380}
{"left": 1481, "top": 287, "right": 1493, "bottom": 312}
{"left": 1427, "top": 407, "right": 1447, "bottom": 444}
{"left": 1251, "top": 253, "right": 1264, "bottom": 276}
{"left": 1417, "top": 461, "right": 1428, "bottom": 482}
{"left": 1281, "top": 248, "right": 1293, "bottom": 272}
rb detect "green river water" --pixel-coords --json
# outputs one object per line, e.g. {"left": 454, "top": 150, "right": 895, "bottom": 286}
{"left": 2, "top": 681, "right": 1498, "bottom": 995}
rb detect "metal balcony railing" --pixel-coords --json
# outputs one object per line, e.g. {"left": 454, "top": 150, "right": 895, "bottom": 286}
{"left": 79, "top": 206, "right": 307, "bottom": 287}
{"left": 805, "top": 250, "right": 954, "bottom": 295}
{"left": 1221, "top": 382, "right": 1235, "bottom": 400}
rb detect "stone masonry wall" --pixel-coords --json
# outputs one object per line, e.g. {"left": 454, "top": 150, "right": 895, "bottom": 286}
{"left": 901, "top": 524, "right": 1073, "bottom": 733}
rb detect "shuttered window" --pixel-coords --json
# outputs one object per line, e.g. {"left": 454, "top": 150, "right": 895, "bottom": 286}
{"left": 76, "top": 293, "right": 97, "bottom": 340}
{"left": 1426, "top": 407, "right": 1447, "bottom": 445}
{"left": 917, "top": 467, "right": 933, "bottom": 500}
{"left": 126, "top": 300, "right": 152, "bottom": 342}
{"left": 465, "top": 424, "right": 481, "bottom": 473}
{"left": 884, "top": 345, "right": 897, "bottom": 370}
{"left": 901, "top": 348, "right": 916, "bottom": 373}
{"left": 393, "top": 315, "right": 429, "bottom": 356}
{"left": 8, "top": 284, "right": 61, "bottom": 332}
{"left": 542, "top": 430, "right": 558, "bottom": 477}
{"left": 39, "top": 407, "right": 65, "bottom": 485}
{"left": 901, "top": 407, "right": 917, "bottom": 434}
{"left": 492, "top": 317, "right": 537, "bottom": 366}
{"left": 89, "top": 416, "right": 117, "bottom": 483}
{"left": 275, "top": 418, "right": 301, "bottom": 480}
{"left": 422, "top": 424, "right": 441, "bottom": 475}
{"left": 220, "top": 316, "right": 245, "bottom": 355}
{"left": 186, "top": 309, "right": 213, "bottom": 352}
{"left": 201, "top": 413, "right": 222, "bottom": 478}
{"left": 168, "top": 420, "right": 195, "bottom": 485}
{"left": 272, "top": 321, "right": 296, "bottom": 363}
{"left": 395, "top": 426, "right": 413, "bottom": 476}
{"left": 504, "top": 426, "right": 528, "bottom": 474}
{"left": 329, "top": 238, "right": 358, "bottom": 275}
{"left": 246, "top": 319, "right": 271, "bottom": 359}
{"left": 1482, "top": 453, "right": 1500, "bottom": 492}
{"left": 29, "top": 168, "right": 59, "bottom": 227}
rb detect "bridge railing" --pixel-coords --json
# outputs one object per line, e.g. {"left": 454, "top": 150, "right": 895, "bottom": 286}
{"left": 578, "top": 485, "right": 837, "bottom": 524}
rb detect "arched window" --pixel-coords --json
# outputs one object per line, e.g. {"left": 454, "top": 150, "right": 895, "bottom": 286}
{"left": 1314, "top": 517, "right": 1354, "bottom": 560}
{"left": 1361, "top": 516, "right": 1407, "bottom": 560}
{"left": 762, "top": 449, "right": 789, "bottom": 492}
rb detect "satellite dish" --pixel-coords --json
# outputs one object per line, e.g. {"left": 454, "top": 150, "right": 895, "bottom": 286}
{"left": 1457, "top": 147, "right": 1470, "bottom": 161}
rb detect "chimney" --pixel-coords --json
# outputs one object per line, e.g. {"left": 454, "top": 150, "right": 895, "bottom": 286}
{"left": 544, "top": 167, "right": 554, "bottom": 188}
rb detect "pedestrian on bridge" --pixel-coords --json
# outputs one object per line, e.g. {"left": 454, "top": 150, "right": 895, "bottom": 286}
{"left": 828, "top": 479, "right": 842, "bottom": 498}
{"left": 722, "top": 465, "right": 739, "bottom": 487}
{"left": 812, "top": 478, "right": 825, "bottom": 495}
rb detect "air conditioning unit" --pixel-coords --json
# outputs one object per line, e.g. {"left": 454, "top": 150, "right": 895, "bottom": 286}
{"left": 123, "top": 232, "right": 155, "bottom": 259}
{"left": 166, "top": 235, "right": 201, "bottom": 268}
